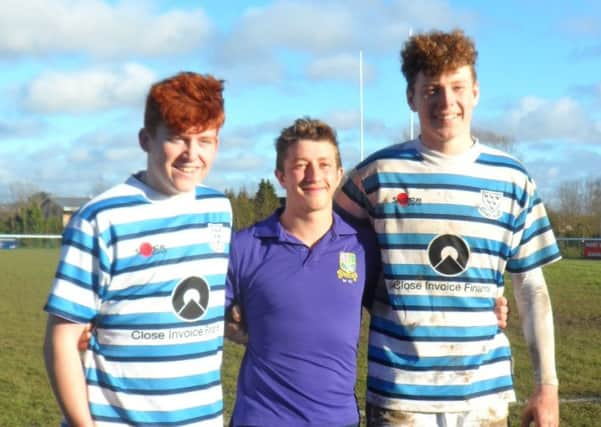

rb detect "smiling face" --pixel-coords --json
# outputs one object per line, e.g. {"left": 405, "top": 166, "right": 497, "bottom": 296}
{"left": 139, "top": 122, "right": 219, "bottom": 195}
{"left": 275, "top": 139, "right": 343, "bottom": 216}
{"left": 408, "top": 65, "right": 479, "bottom": 154}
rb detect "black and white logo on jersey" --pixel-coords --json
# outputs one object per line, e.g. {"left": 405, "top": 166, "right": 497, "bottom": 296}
{"left": 171, "top": 276, "right": 210, "bottom": 321}
{"left": 427, "top": 234, "right": 470, "bottom": 276}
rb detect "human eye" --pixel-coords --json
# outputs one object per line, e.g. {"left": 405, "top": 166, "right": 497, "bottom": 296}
{"left": 199, "top": 137, "right": 217, "bottom": 145}
{"left": 293, "top": 162, "right": 307, "bottom": 170}
{"left": 167, "top": 135, "right": 185, "bottom": 144}
{"left": 424, "top": 86, "right": 438, "bottom": 96}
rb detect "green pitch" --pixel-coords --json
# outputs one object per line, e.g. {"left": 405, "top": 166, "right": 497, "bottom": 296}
{"left": 1, "top": 249, "right": 599, "bottom": 426}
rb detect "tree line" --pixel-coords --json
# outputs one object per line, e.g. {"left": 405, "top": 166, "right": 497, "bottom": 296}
{"left": 2, "top": 176, "right": 600, "bottom": 239}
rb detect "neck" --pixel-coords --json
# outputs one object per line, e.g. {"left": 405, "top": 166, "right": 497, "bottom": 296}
{"left": 279, "top": 207, "right": 333, "bottom": 247}
{"left": 420, "top": 133, "right": 474, "bottom": 155}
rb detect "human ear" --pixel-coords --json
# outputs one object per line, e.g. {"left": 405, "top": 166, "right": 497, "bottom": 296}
{"left": 138, "top": 128, "right": 150, "bottom": 152}
{"left": 274, "top": 169, "right": 285, "bottom": 187}
{"left": 406, "top": 87, "right": 417, "bottom": 112}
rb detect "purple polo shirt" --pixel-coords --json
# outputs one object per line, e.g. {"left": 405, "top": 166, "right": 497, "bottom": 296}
{"left": 226, "top": 209, "right": 380, "bottom": 427}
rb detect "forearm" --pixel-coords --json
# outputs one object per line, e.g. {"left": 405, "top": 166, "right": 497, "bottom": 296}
{"left": 43, "top": 315, "right": 94, "bottom": 426}
{"left": 510, "top": 268, "right": 558, "bottom": 385}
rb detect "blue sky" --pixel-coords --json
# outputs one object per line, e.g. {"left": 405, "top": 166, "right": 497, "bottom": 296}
{"left": 1, "top": 0, "right": 600, "bottom": 206}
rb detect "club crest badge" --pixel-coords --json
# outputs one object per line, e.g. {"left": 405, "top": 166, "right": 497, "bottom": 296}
{"left": 337, "top": 251, "right": 358, "bottom": 283}
{"left": 478, "top": 190, "right": 503, "bottom": 219}
{"left": 208, "top": 223, "right": 228, "bottom": 252}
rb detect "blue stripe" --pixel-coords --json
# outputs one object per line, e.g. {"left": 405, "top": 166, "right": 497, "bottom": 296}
{"left": 521, "top": 218, "right": 553, "bottom": 245}
{"left": 386, "top": 294, "right": 494, "bottom": 310}
{"left": 363, "top": 173, "right": 523, "bottom": 199}
{"left": 368, "top": 345, "right": 511, "bottom": 371}
{"left": 107, "top": 214, "right": 231, "bottom": 246}
{"left": 78, "top": 195, "right": 148, "bottom": 222}
{"left": 97, "top": 338, "right": 223, "bottom": 361}
{"left": 355, "top": 146, "right": 421, "bottom": 169}
{"left": 55, "top": 261, "right": 96, "bottom": 289}
{"left": 45, "top": 296, "right": 96, "bottom": 322}
{"left": 195, "top": 186, "right": 227, "bottom": 198}
{"left": 370, "top": 316, "right": 498, "bottom": 341}
{"left": 113, "top": 249, "right": 229, "bottom": 275}
{"left": 375, "top": 202, "right": 516, "bottom": 228}
{"left": 98, "top": 309, "right": 224, "bottom": 328}
{"left": 506, "top": 248, "right": 561, "bottom": 273}
{"left": 383, "top": 264, "right": 501, "bottom": 284}
{"left": 102, "top": 274, "right": 226, "bottom": 301}
{"left": 62, "top": 227, "right": 95, "bottom": 251}
{"left": 341, "top": 179, "right": 375, "bottom": 217}
{"left": 377, "top": 236, "right": 510, "bottom": 259}
{"left": 367, "top": 376, "right": 513, "bottom": 401}
{"left": 86, "top": 367, "right": 220, "bottom": 394}
{"left": 90, "top": 400, "right": 222, "bottom": 425}
{"left": 475, "top": 153, "right": 528, "bottom": 174}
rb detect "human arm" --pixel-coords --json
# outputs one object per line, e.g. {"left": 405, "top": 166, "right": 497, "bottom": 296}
{"left": 225, "top": 304, "right": 248, "bottom": 345}
{"left": 494, "top": 296, "right": 509, "bottom": 329}
{"left": 43, "top": 314, "right": 94, "bottom": 427}
{"left": 510, "top": 268, "right": 559, "bottom": 427}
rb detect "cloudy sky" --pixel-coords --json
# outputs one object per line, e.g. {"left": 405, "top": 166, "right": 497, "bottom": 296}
{"left": 2, "top": 0, "right": 600, "bottom": 206}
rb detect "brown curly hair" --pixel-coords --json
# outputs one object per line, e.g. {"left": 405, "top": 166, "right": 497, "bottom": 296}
{"left": 401, "top": 29, "right": 478, "bottom": 91}
{"left": 144, "top": 72, "right": 225, "bottom": 135}
{"left": 275, "top": 117, "right": 341, "bottom": 172}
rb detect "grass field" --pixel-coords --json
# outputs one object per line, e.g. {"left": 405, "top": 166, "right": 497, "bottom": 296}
{"left": 1, "top": 249, "right": 600, "bottom": 426}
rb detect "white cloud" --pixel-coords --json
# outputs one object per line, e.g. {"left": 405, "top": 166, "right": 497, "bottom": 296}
{"left": 306, "top": 53, "right": 376, "bottom": 82}
{"left": 501, "top": 96, "right": 601, "bottom": 142}
{"left": 215, "top": 0, "right": 478, "bottom": 79}
{"left": 0, "top": 0, "right": 213, "bottom": 58}
{"left": 24, "top": 63, "right": 156, "bottom": 113}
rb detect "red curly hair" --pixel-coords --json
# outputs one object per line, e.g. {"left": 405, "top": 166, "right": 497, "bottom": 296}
{"left": 401, "top": 29, "right": 478, "bottom": 92}
{"left": 144, "top": 72, "right": 225, "bottom": 135}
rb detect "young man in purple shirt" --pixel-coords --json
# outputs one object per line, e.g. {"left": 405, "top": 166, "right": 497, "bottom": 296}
{"left": 224, "top": 117, "right": 509, "bottom": 427}
{"left": 226, "top": 117, "right": 380, "bottom": 427}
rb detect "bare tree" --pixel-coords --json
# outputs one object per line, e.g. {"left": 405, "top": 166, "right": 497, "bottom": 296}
{"left": 472, "top": 128, "right": 515, "bottom": 153}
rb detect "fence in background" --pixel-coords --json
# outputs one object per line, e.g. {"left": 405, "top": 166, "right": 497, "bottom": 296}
{"left": 2, "top": 234, "right": 601, "bottom": 259}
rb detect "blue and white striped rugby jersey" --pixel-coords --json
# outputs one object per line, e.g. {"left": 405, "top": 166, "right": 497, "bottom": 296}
{"left": 45, "top": 175, "right": 232, "bottom": 426}
{"left": 336, "top": 139, "right": 561, "bottom": 412}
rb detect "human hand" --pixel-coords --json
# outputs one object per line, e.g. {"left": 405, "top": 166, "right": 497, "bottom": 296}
{"left": 494, "top": 296, "right": 509, "bottom": 329}
{"left": 225, "top": 304, "right": 248, "bottom": 345}
{"left": 77, "top": 323, "right": 93, "bottom": 352}
{"left": 521, "top": 384, "right": 559, "bottom": 427}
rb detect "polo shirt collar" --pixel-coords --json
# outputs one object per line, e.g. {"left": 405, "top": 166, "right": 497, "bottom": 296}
{"left": 253, "top": 207, "right": 358, "bottom": 242}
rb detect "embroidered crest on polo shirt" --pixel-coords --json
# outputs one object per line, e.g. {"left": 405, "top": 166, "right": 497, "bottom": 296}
{"left": 478, "top": 190, "right": 503, "bottom": 219}
{"left": 337, "top": 251, "right": 358, "bottom": 283}
{"left": 207, "top": 223, "right": 228, "bottom": 252}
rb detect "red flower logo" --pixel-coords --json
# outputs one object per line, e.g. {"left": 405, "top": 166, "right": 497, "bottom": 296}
{"left": 139, "top": 242, "right": 154, "bottom": 257}
{"left": 396, "top": 192, "right": 409, "bottom": 206}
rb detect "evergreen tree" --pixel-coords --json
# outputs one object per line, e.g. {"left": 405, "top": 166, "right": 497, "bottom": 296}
{"left": 254, "top": 179, "right": 280, "bottom": 222}
{"left": 230, "top": 187, "right": 256, "bottom": 230}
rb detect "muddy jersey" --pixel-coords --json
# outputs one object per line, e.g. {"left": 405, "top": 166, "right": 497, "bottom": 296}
{"left": 335, "top": 139, "right": 560, "bottom": 412}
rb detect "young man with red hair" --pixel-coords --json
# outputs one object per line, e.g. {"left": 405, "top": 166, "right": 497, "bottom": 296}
{"left": 44, "top": 72, "right": 231, "bottom": 426}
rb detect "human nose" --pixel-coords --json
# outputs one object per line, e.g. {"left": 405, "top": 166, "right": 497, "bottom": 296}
{"left": 304, "top": 163, "right": 319, "bottom": 181}
{"left": 438, "top": 87, "right": 455, "bottom": 107}
{"left": 185, "top": 140, "right": 201, "bottom": 157}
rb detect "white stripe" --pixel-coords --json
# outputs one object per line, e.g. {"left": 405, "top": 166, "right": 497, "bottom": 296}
{"left": 369, "top": 329, "right": 511, "bottom": 358}
{"left": 88, "top": 383, "right": 223, "bottom": 411}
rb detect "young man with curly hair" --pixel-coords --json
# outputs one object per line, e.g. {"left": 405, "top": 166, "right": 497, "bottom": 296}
{"left": 43, "top": 72, "right": 231, "bottom": 426}
{"left": 335, "top": 29, "right": 560, "bottom": 427}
